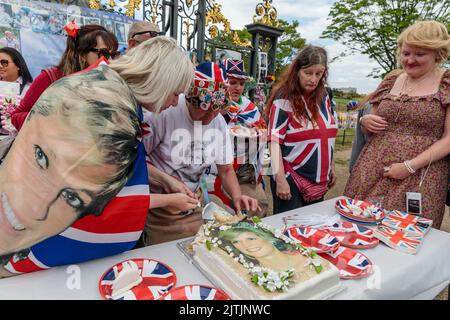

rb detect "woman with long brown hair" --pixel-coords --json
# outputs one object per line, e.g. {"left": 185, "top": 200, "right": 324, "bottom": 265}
{"left": 266, "top": 45, "right": 338, "bottom": 214}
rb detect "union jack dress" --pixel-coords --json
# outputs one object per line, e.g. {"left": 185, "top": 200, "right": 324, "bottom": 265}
{"left": 268, "top": 95, "right": 338, "bottom": 184}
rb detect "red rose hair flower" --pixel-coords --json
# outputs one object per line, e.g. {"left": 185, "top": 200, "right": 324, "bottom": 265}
{"left": 64, "top": 20, "right": 80, "bottom": 38}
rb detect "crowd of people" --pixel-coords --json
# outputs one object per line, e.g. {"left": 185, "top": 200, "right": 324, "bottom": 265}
{"left": 0, "top": 18, "right": 449, "bottom": 276}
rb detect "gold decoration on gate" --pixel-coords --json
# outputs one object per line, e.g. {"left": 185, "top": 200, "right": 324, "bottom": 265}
{"left": 253, "top": 0, "right": 278, "bottom": 27}
{"left": 125, "top": 0, "right": 142, "bottom": 17}
{"left": 88, "top": 0, "right": 100, "bottom": 10}
{"left": 232, "top": 31, "right": 252, "bottom": 48}
{"left": 205, "top": 1, "right": 231, "bottom": 38}
{"left": 88, "top": 0, "right": 142, "bottom": 17}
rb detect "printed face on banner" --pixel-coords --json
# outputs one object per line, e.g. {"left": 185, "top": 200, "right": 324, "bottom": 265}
{"left": 0, "top": 114, "right": 112, "bottom": 255}
{"left": 0, "top": 68, "right": 139, "bottom": 257}
{"left": 114, "top": 22, "right": 126, "bottom": 43}
{"left": 0, "top": 27, "right": 20, "bottom": 51}
{"left": 0, "top": 3, "right": 13, "bottom": 28}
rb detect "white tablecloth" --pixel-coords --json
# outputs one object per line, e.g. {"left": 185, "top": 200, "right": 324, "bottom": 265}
{"left": 0, "top": 196, "right": 449, "bottom": 300}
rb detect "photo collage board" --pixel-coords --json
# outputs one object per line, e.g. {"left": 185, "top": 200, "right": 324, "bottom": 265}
{"left": 0, "top": 0, "right": 136, "bottom": 78}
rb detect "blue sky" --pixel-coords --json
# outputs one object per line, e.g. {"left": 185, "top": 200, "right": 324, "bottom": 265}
{"left": 219, "top": 0, "right": 381, "bottom": 94}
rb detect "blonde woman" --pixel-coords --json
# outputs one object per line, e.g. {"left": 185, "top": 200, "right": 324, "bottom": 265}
{"left": 0, "top": 36, "right": 194, "bottom": 276}
{"left": 345, "top": 20, "right": 450, "bottom": 228}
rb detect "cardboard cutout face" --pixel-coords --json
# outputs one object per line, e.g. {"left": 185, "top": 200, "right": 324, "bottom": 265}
{"left": 0, "top": 65, "right": 140, "bottom": 256}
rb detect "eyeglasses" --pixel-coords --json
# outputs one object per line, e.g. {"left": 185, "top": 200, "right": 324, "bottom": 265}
{"left": 87, "top": 48, "right": 119, "bottom": 60}
{"left": 0, "top": 59, "right": 10, "bottom": 68}
{"left": 131, "top": 30, "right": 161, "bottom": 39}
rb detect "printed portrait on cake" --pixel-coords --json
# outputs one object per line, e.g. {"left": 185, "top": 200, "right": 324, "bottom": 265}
{"left": 214, "top": 221, "right": 325, "bottom": 280}
{"left": 0, "top": 66, "right": 141, "bottom": 266}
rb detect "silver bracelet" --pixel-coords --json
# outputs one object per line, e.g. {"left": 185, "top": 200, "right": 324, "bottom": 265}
{"left": 404, "top": 160, "right": 416, "bottom": 174}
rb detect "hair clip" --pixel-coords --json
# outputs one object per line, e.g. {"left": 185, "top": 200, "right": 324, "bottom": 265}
{"left": 64, "top": 20, "right": 80, "bottom": 38}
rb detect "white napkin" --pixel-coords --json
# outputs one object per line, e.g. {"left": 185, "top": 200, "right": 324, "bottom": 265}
{"left": 283, "top": 213, "right": 341, "bottom": 229}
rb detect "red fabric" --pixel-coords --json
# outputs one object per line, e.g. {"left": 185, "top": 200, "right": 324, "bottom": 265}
{"left": 10, "top": 67, "right": 63, "bottom": 131}
{"left": 283, "top": 160, "right": 328, "bottom": 202}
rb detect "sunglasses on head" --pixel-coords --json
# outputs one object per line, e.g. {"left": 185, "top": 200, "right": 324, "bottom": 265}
{"left": 0, "top": 59, "right": 10, "bottom": 68}
{"left": 131, "top": 30, "right": 160, "bottom": 39}
{"left": 87, "top": 48, "right": 119, "bottom": 60}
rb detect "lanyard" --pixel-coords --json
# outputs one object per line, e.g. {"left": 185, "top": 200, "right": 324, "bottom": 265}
{"left": 419, "top": 149, "right": 433, "bottom": 189}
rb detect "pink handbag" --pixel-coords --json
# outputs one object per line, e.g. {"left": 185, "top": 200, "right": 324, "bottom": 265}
{"left": 283, "top": 161, "right": 328, "bottom": 202}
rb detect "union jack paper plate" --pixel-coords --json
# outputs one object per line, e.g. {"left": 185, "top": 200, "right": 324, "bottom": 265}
{"left": 381, "top": 210, "right": 432, "bottom": 236}
{"left": 99, "top": 258, "right": 177, "bottom": 300}
{"left": 373, "top": 226, "right": 423, "bottom": 255}
{"left": 335, "top": 198, "right": 385, "bottom": 224}
{"left": 284, "top": 227, "right": 340, "bottom": 253}
{"left": 319, "top": 246, "right": 373, "bottom": 279}
{"left": 326, "top": 220, "right": 379, "bottom": 249}
{"left": 160, "top": 285, "right": 231, "bottom": 300}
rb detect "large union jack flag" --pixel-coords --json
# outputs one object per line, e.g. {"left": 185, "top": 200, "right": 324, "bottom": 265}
{"left": 100, "top": 259, "right": 176, "bottom": 300}
{"left": 381, "top": 210, "right": 432, "bottom": 236}
{"left": 162, "top": 285, "right": 230, "bottom": 300}
{"left": 268, "top": 95, "right": 338, "bottom": 183}
{"left": 374, "top": 226, "right": 423, "bottom": 255}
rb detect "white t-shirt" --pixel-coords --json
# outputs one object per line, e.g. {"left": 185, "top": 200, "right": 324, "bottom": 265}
{"left": 143, "top": 95, "right": 233, "bottom": 192}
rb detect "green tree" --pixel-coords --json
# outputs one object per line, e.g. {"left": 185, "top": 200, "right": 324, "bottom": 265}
{"left": 321, "top": 0, "right": 450, "bottom": 78}
{"left": 275, "top": 19, "right": 306, "bottom": 76}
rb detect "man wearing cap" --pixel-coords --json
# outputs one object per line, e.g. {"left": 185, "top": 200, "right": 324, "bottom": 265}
{"left": 206, "top": 59, "right": 269, "bottom": 217}
{"left": 141, "top": 62, "right": 260, "bottom": 245}
{"left": 223, "top": 59, "right": 265, "bottom": 128}
{"left": 127, "top": 21, "right": 161, "bottom": 51}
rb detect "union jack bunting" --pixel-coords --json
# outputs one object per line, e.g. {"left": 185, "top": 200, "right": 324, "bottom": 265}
{"left": 284, "top": 227, "right": 340, "bottom": 253}
{"left": 319, "top": 246, "right": 373, "bottom": 279}
{"left": 381, "top": 210, "right": 433, "bottom": 236}
{"left": 99, "top": 259, "right": 176, "bottom": 300}
{"left": 162, "top": 285, "right": 230, "bottom": 300}
{"left": 268, "top": 95, "right": 338, "bottom": 184}
{"left": 374, "top": 226, "right": 423, "bottom": 255}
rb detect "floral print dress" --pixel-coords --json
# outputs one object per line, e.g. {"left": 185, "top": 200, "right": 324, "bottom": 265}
{"left": 344, "top": 70, "right": 450, "bottom": 228}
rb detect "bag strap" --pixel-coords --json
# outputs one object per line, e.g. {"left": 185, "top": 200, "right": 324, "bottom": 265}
{"left": 42, "top": 67, "right": 60, "bottom": 83}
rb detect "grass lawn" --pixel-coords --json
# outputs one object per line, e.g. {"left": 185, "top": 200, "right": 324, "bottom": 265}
{"left": 335, "top": 128, "right": 355, "bottom": 151}
{"left": 334, "top": 98, "right": 352, "bottom": 112}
